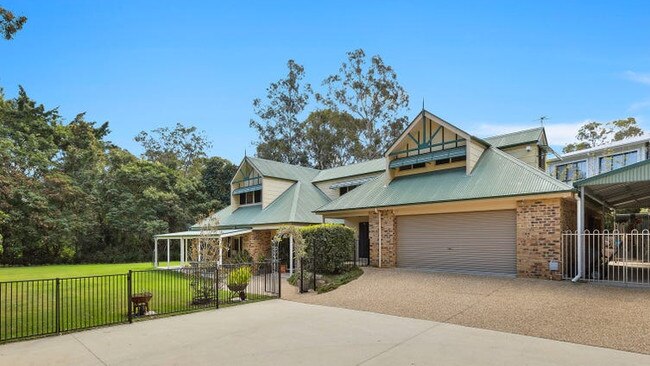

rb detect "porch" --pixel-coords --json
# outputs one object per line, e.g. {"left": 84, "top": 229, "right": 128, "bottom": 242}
{"left": 152, "top": 228, "right": 252, "bottom": 268}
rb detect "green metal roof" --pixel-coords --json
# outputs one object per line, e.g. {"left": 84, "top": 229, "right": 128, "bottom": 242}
{"left": 312, "top": 158, "right": 385, "bottom": 183}
{"left": 575, "top": 158, "right": 650, "bottom": 187}
{"left": 574, "top": 159, "right": 650, "bottom": 209}
{"left": 246, "top": 156, "right": 320, "bottom": 182}
{"left": 484, "top": 127, "right": 545, "bottom": 148}
{"left": 388, "top": 146, "right": 465, "bottom": 168}
{"left": 215, "top": 180, "right": 329, "bottom": 228}
{"left": 316, "top": 147, "right": 573, "bottom": 213}
{"left": 194, "top": 159, "right": 331, "bottom": 229}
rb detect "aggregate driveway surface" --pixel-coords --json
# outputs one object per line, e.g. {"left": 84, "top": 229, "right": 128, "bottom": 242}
{"left": 1, "top": 300, "right": 648, "bottom": 366}
{"left": 282, "top": 267, "right": 650, "bottom": 354}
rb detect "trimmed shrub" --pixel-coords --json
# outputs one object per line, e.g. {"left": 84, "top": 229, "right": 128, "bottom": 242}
{"left": 300, "top": 224, "right": 355, "bottom": 274}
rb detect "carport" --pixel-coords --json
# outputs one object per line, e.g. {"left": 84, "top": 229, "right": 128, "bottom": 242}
{"left": 566, "top": 159, "right": 650, "bottom": 285}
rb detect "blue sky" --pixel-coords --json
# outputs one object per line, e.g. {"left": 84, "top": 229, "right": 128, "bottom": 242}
{"left": 1, "top": 1, "right": 649, "bottom": 163}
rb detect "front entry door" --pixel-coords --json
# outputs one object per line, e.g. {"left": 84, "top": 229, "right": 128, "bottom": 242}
{"left": 358, "top": 222, "right": 370, "bottom": 265}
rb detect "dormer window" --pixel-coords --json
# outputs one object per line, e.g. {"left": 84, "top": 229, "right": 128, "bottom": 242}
{"left": 398, "top": 162, "right": 426, "bottom": 171}
{"left": 239, "top": 190, "right": 262, "bottom": 205}
{"left": 339, "top": 185, "right": 359, "bottom": 196}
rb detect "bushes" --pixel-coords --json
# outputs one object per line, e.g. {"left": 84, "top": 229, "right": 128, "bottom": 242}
{"left": 300, "top": 224, "right": 354, "bottom": 274}
{"left": 227, "top": 266, "right": 252, "bottom": 286}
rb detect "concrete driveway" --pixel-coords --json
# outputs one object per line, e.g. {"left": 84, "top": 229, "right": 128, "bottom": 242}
{"left": 283, "top": 267, "right": 650, "bottom": 354}
{"left": 1, "top": 300, "right": 647, "bottom": 366}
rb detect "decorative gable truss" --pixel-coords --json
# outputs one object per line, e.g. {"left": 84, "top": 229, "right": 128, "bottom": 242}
{"left": 230, "top": 159, "right": 263, "bottom": 206}
{"left": 385, "top": 111, "right": 486, "bottom": 176}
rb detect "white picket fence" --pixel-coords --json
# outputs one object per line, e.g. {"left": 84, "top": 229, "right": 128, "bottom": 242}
{"left": 561, "top": 230, "right": 650, "bottom": 286}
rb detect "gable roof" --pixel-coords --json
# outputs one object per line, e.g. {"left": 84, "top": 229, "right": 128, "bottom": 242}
{"left": 384, "top": 110, "right": 483, "bottom": 157}
{"left": 195, "top": 157, "right": 328, "bottom": 229}
{"left": 245, "top": 156, "right": 320, "bottom": 181}
{"left": 212, "top": 180, "right": 330, "bottom": 228}
{"left": 315, "top": 147, "right": 572, "bottom": 213}
{"left": 312, "top": 158, "right": 385, "bottom": 183}
{"left": 484, "top": 127, "right": 545, "bottom": 149}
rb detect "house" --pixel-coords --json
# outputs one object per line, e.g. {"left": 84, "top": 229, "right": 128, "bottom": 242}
{"left": 156, "top": 110, "right": 598, "bottom": 280}
{"left": 547, "top": 135, "right": 650, "bottom": 183}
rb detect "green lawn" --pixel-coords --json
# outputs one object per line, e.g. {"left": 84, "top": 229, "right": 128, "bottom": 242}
{"left": 0, "top": 262, "right": 273, "bottom": 342}
{"left": 0, "top": 262, "right": 180, "bottom": 281}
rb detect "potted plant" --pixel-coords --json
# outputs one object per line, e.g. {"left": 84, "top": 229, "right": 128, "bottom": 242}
{"left": 227, "top": 266, "right": 252, "bottom": 300}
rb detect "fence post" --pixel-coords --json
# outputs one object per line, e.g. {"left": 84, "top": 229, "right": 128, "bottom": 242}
{"left": 277, "top": 260, "right": 281, "bottom": 298}
{"left": 127, "top": 271, "right": 133, "bottom": 323}
{"left": 313, "top": 257, "right": 317, "bottom": 291}
{"left": 215, "top": 265, "right": 219, "bottom": 309}
{"left": 55, "top": 278, "right": 61, "bottom": 334}
{"left": 299, "top": 257, "right": 304, "bottom": 293}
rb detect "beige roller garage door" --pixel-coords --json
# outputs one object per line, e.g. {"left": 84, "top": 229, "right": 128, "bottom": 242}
{"left": 397, "top": 210, "right": 516, "bottom": 275}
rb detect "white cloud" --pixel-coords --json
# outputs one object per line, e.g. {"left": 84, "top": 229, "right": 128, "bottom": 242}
{"left": 623, "top": 71, "right": 650, "bottom": 85}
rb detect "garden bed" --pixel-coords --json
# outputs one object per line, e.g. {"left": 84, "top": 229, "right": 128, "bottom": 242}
{"left": 288, "top": 265, "right": 363, "bottom": 294}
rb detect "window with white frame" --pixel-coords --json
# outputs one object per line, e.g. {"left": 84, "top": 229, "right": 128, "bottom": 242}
{"left": 555, "top": 161, "right": 587, "bottom": 183}
{"left": 599, "top": 151, "right": 638, "bottom": 173}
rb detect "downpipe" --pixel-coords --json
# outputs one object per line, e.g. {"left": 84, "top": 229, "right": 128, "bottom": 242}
{"left": 572, "top": 188, "right": 584, "bottom": 282}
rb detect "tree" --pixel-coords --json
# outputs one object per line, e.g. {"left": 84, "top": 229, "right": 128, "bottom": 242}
{"left": 135, "top": 123, "right": 212, "bottom": 174}
{"left": 202, "top": 157, "right": 237, "bottom": 209}
{"left": 611, "top": 117, "right": 644, "bottom": 141}
{"left": 250, "top": 60, "right": 312, "bottom": 166}
{"left": 303, "top": 109, "right": 362, "bottom": 169}
{"left": 563, "top": 118, "right": 645, "bottom": 153}
{"left": 575, "top": 121, "right": 611, "bottom": 148}
{"left": 562, "top": 142, "right": 591, "bottom": 154}
{"left": 317, "top": 49, "right": 410, "bottom": 160}
{"left": 0, "top": 6, "right": 27, "bottom": 40}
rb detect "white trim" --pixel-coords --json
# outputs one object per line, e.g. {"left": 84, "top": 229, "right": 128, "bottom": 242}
{"left": 385, "top": 111, "right": 471, "bottom": 158}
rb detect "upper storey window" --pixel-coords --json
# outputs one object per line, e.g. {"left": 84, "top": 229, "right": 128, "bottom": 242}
{"left": 599, "top": 151, "right": 637, "bottom": 174}
{"left": 232, "top": 161, "right": 263, "bottom": 205}
{"left": 555, "top": 161, "right": 587, "bottom": 183}
{"left": 239, "top": 190, "right": 261, "bottom": 205}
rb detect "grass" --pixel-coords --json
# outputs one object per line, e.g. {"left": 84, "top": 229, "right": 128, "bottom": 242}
{"left": 0, "top": 262, "right": 180, "bottom": 281}
{"left": 288, "top": 265, "right": 363, "bottom": 294}
{"left": 0, "top": 262, "right": 273, "bottom": 342}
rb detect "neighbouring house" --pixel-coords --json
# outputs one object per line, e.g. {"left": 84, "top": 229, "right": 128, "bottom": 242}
{"left": 156, "top": 110, "right": 631, "bottom": 281}
{"left": 547, "top": 135, "right": 650, "bottom": 184}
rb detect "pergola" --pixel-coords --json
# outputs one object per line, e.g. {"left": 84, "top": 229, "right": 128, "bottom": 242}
{"left": 153, "top": 228, "right": 252, "bottom": 268}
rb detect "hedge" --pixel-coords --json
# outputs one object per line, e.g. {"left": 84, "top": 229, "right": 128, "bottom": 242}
{"left": 300, "top": 224, "right": 355, "bottom": 274}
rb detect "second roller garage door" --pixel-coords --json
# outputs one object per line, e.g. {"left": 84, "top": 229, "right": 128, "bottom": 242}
{"left": 396, "top": 210, "right": 516, "bottom": 275}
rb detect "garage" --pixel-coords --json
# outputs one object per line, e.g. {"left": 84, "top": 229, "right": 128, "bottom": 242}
{"left": 397, "top": 210, "right": 517, "bottom": 275}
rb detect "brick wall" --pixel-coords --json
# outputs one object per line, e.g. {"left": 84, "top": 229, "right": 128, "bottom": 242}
{"left": 516, "top": 197, "right": 576, "bottom": 279}
{"left": 369, "top": 210, "right": 398, "bottom": 267}
{"left": 243, "top": 230, "right": 272, "bottom": 261}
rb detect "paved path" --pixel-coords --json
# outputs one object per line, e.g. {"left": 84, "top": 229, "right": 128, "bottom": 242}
{"left": 1, "top": 300, "right": 648, "bottom": 366}
{"left": 282, "top": 267, "right": 650, "bottom": 354}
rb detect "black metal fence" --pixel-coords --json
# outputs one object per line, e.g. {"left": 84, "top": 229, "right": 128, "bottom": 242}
{"left": 0, "top": 261, "right": 279, "bottom": 343}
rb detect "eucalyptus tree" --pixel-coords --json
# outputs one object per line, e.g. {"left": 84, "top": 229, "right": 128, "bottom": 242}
{"left": 317, "top": 49, "right": 410, "bottom": 160}
{"left": 250, "top": 60, "right": 312, "bottom": 166}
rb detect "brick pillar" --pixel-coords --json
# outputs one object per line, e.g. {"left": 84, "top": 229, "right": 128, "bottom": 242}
{"left": 243, "top": 230, "right": 272, "bottom": 262}
{"left": 369, "top": 210, "right": 398, "bottom": 267}
{"left": 516, "top": 197, "right": 576, "bottom": 279}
